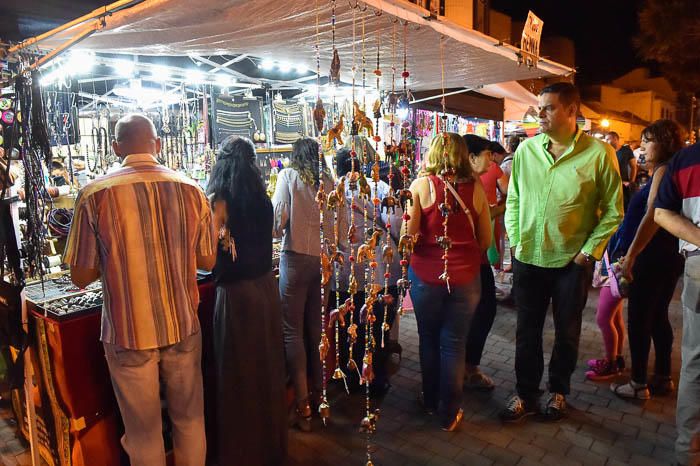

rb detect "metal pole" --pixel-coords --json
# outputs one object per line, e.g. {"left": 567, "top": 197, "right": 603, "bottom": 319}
{"left": 410, "top": 86, "right": 477, "bottom": 104}
{"left": 7, "top": 0, "right": 143, "bottom": 55}
{"left": 25, "top": 24, "right": 101, "bottom": 73}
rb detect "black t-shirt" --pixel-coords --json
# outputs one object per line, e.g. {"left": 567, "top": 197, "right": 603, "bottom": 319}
{"left": 212, "top": 195, "right": 273, "bottom": 285}
{"left": 616, "top": 145, "right": 635, "bottom": 182}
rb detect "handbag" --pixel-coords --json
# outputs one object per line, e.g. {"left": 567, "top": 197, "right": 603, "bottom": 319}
{"left": 604, "top": 251, "right": 628, "bottom": 299}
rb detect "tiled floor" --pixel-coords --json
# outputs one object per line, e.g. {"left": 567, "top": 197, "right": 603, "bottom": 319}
{"left": 1, "top": 285, "right": 682, "bottom": 465}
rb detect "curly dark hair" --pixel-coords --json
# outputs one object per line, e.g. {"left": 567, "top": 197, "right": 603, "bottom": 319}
{"left": 290, "top": 137, "right": 330, "bottom": 187}
{"left": 207, "top": 136, "right": 267, "bottom": 229}
{"left": 641, "top": 119, "right": 683, "bottom": 165}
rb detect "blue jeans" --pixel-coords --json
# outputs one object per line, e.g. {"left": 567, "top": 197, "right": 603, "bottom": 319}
{"left": 279, "top": 251, "right": 324, "bottom": 407}
{"left": 409, "top": 267, "right": 481, "bottom": 426}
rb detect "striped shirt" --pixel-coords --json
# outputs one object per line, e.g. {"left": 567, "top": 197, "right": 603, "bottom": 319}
{"left": 64, "top": 153, "right": 214, "bottom": 350}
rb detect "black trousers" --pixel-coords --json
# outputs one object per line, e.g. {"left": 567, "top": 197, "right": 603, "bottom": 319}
{"left": 627, "top": 253, "right": 684, "bottom": 383}
{"left": 513, "top": 258, "right": 591, "bottom": 398}
{"left": 465, "top": 264, "right": 497, "bottom": 366}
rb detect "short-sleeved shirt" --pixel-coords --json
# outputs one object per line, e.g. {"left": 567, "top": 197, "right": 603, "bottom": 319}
{"left": 616, "top": 145, "right": 635, "bottom": 182}
{"left": 64, "top": 153, "right": 214, "bottom": 350}
{"left": 655, "top": 143, "right": 700, "bottom": 253}
{"left": 480, "top": 161, "right": 504, "bottom": 206}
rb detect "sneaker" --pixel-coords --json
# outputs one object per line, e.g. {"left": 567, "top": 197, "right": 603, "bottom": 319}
{"left": 499, "top": 395, "right": 537, "bottom": 423}
{"left": 610, "top": 380, "right": 651, "bottom": 400}
{"left": 464, "top": 369, "right": 495, "bottom": 391}
{"left": 585, "top": 358, "right": 619, "bottom": 381}
{"left": 541, "top": 393, "right": 567, "bottom": 422}
{"left": 441, "top": 408, "right": 464, "bottom": 432}
{"left": 649, "top": 375, "right": 675, "bottom": 396}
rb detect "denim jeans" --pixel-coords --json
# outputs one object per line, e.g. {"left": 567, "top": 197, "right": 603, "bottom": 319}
{"left": 279, "top": 251, "right": 325, "bottom": 406}
{"left": 677, "top": 255, "right": 700, "bottom": 466}
{"left": 408, "top": 267, "right": 481, "bottom": 426}
{"left": 513, "top": 259, "right": 591, "bottom": 398}
{"left": 103, "top": 331, "right": 205, "bottom": 466}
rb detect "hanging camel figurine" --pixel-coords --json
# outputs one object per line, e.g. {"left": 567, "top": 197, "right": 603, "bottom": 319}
{"left": 326, "top": 114, "right": 345, "bottom": 149}
{"left": 353, "top": 102, "right": 374, "bottom": 137}
{"left": 313, "top": 97, "right": 326, "bottom": 133}
{"left": 357, "top": 230, "right": 383, "bottom": 264}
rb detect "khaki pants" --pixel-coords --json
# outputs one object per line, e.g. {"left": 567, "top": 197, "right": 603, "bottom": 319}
{"left": 104, "top": 331, "right": 206, "bottom": 466}
{"left": 677, "top": 256, "right": 700, "bottom": 466}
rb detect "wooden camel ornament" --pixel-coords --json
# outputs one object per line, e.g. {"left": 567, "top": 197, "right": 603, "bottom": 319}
{"left": 353, "top": 102, "right": 374, "bottom": 137}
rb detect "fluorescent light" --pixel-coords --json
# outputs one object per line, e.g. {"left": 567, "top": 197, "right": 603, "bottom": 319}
{"left": 66, "top": 50, "right": 95, "bottom": 74}
{"left": 114, "top": 60, "right": 135, "bottom": 77}
{"left": 189, "top": 70, "right": 207, "bottom": 83}
{"left": 279, "top": 62, "right": 292, "bottom": 73}
{"left": 216, "top": 74, "right": 236, "bottom": 87}
{"left": 150, "top": 65, "right": 172, "bottom": 82}
{"left": 295, "top": 64, "right": 308, "bottom": 74}
{"left": 259, "top": 59, "right": 275, "bottom": 70}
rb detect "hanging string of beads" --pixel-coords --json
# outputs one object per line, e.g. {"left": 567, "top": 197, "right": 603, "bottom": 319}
{"left": 315, "top": 0, "right": 332, "bottom": 425}
{"left": 327, "top": 0, "right": 350, "bottom": 393}
{"left": 346, "top": 5, "right": 360, "bottom": 379}
{"left": 396, "top": 21, "right": 413, "bottom": 317}
{"left": 436, "top": 35, "right": 454, "bottom": 293}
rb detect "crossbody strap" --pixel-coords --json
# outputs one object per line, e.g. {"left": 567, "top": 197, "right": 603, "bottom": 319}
{"left": 444, "top": 180, "right": 476, "bottom": 238}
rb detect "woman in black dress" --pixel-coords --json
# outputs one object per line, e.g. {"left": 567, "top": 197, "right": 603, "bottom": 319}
{"left": 207, "top": 136, "right": 287, "bottom": 466}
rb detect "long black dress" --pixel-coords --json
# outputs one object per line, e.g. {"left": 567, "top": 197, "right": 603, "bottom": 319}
{"left": 210, "top": 195, "right": 287, "bottom": 466}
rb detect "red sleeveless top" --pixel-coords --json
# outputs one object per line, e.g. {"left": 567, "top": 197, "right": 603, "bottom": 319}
{"left": 411, "top": 175, "right": 481, "bottom": 286}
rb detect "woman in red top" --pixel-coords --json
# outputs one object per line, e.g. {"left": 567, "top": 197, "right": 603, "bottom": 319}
{"left": 406, "top": 132, "right": 492, "bottom": 431}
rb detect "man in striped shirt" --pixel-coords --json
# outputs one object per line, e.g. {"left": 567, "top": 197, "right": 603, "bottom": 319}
{"left": 64, "top": 114, "right": 215, "bottom": 466}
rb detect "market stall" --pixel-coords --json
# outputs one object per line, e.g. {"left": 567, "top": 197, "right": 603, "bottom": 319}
{"left": 0, "top": 1, "right": 573, "bottom": 464}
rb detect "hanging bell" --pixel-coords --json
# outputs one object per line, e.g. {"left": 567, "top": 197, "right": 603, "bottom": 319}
{"left": 318, "top": 401, "right": 331, "bottom": 421}
{"left": 438, "top": 202, "right": 452, "bottom": 217}
{"left": 332, "top": 367, "right": 345, "bottom": 380}
{"left": 347, "top": 357, "right": 358, "bottom": 372}
{"left": 366, "top": 461, "right": 374, "bottom": 466}
{"left": 436, "top": 235, "right": 452, "bottom": 250}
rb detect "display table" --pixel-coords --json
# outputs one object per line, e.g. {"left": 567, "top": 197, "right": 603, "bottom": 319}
{"left": 12, "top": 277, "right": 216, "bottom": 466}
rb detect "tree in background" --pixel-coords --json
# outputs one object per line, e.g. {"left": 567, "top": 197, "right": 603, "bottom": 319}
{"left": 636, "top": 0, "right": 700, "bottom": 134}
{"left": 635, "top": 0, "right": 700, "bottom": 94}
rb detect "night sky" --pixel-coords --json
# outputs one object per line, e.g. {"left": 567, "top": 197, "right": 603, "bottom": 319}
{"left": 492, "top": 0, "right": 646, "bottom": 85}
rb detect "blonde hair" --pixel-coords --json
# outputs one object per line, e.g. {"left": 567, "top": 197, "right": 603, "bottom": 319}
{"left": 423, "top": 132, "right": 471, "bottom": 179}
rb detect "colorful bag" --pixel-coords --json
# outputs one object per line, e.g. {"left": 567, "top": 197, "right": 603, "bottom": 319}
{"left": 604, "top": 251, "right": 628, "bottom": 299}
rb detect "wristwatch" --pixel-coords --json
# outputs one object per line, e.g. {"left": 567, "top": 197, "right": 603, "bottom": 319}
{"left": 581, "top": 252, "right": 593, "bottom": 263}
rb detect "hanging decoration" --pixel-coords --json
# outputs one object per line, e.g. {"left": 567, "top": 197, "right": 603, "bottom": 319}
{"left": 314, "top": 0, "right": 331, "bottom": 425}
{"left": 436, "top": 35, "right": 454, "bottom": 292}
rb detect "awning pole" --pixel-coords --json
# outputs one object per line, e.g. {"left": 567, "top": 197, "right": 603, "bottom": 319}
{"left": 410, "top": 87, "right": 477, "bottom": 105}
{"left": 7, "top": 0, "right": 143, "bottom": 55}
{"left": 25, "top": 24, "right": 102, "bottom": 72}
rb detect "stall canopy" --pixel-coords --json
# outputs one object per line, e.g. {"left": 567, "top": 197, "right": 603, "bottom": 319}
{"left": 34, "top": 0, "right": 574, "bottom": 91}
{"left": 478, "top": 81, "right": 538, "bottom": 121}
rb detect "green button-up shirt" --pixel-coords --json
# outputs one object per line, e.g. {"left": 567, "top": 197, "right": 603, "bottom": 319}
{"left": 504, "top": 129, "right": 623, "bottom": 268}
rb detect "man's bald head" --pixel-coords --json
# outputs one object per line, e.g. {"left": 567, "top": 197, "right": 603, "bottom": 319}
{"left": 112, "top": 113, "right": 161, "bottom": 159}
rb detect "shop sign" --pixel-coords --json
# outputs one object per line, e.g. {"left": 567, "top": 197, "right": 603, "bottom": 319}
{"left": 520, "top": 11, "right": 544, "bottom": 67}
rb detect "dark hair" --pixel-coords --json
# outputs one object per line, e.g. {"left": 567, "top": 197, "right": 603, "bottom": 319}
{"left": 506, "top": 135, "right": 520, "bottom": 153}
{"left": 539, "top": 82, "right": 580, "bottom": 110}
{"left": 607, "top": 131, "right": 620, "bottom": 140}
{"left": 335, "top": 147, "right": 353, "bottom": 178}
{"left": 463, "top": 134, "right": 491, "bottom": 156}
{"left": 489, "top": 141, "right": 506, "bottom": 154}
{"left": 207, "top": 136, "right": 267, "bottom": 229}
{"left": 291, "top": 137, "right": 327, "bottom": 186}
{"left": 641, "top": 119, "right": 683, "bottom": 165}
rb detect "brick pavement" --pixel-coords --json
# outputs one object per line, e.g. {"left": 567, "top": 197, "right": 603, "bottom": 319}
{"left": 0, "top": 285, "right": 682, "bottom": 465}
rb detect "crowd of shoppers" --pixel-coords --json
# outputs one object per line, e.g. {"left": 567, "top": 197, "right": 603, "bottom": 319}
{"left": 61, "top": 75, "right": 700, "bottom": 465}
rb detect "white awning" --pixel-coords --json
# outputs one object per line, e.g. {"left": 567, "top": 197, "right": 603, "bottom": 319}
{"left": 38, "top": 0, "right": 573, "bottom": 91}
{"left": 478, "top": 81, "right": 538, "bottom": 121}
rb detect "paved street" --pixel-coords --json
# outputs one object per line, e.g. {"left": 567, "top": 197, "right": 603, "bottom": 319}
{"left": 1, "top": 284, "right": 681, "bottom": 466}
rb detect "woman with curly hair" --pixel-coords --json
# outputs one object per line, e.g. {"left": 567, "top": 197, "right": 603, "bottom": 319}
{"left": 207, "top": 136, "right": 286, "bottom": 466}
{"left": 272, "top": 137, "right": 346, "bottom": 431}
{"left": 406, "top": 132, "right": 492, "bottom": 430}
{"left": 608, "top": 120, "right": 685, "bottom": 399}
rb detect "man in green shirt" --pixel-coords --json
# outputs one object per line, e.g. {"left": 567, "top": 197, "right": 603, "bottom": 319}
{"left": 501, "top": 82, "right": 623, "bottom": 422}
